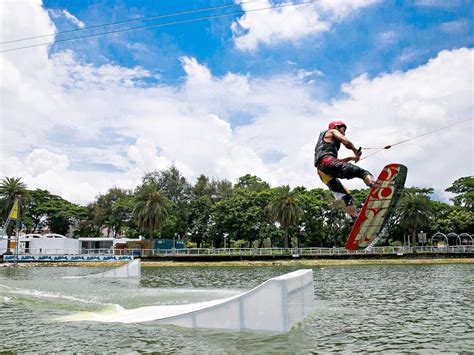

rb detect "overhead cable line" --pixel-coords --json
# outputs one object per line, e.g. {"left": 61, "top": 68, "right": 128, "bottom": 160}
{"left": 0, "top": 0, "right": 263, "bottom": 45}
{"left": 0, "top": 1, "right": 316, "bottom": 53}
{"left": 359, "top": 117, "right": 473, "bottom": 161}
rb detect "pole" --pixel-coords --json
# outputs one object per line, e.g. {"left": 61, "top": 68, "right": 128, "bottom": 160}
{"left": 14, "top": 211, "right": 20, "bottom": 266}
{"left": 2, "top": 215, "right": 12, "bottom": 255}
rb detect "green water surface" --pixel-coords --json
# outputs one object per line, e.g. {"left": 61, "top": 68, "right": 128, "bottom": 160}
{"left": 0, "top": 264, "right": 473, "bottom": 353}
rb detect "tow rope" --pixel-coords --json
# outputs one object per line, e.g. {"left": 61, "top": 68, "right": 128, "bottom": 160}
{"left": 359, "top": 117, "right": 473, "bottom": 161}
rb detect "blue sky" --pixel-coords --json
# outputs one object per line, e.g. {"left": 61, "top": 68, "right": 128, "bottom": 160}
{"left": 1, "top": 0, "right": 472, "bottom": 203}
{"left": 43, "top": 0, "right": 473, "bottom": 96}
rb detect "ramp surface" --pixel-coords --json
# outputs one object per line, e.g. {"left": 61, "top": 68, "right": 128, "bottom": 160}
{"left": 64, "top": 259, "right": 141, "bottom": 278}
{"left": 62, "top": 269, "right": 315, "bottom": 333}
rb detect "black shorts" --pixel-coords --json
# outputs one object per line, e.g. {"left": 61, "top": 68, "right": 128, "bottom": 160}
{"left": 316, "top": 156, "right": 371, "bottom": 206}
{"left": 317, "top": 156, "right": 371, "bottom": 180}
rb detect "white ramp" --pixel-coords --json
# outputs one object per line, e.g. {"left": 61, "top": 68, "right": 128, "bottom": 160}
{"left": 63, "top": 269, "right": 315, "bottom": 333}
{"left": 64, "top": 259, "right": 141, "bottom": 278}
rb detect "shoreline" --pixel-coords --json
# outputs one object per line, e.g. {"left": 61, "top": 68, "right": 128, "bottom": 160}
{"left": 2, "top": 257, "right": 473, "bottom": 268}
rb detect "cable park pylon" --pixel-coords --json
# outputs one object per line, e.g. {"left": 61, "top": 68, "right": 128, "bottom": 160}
{"left": 1, "top": 194, "right": 22, "bottom": 264}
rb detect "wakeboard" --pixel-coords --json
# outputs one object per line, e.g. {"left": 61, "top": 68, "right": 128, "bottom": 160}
{"left": 345, "top": 163, "right": 407, "bottom": 250}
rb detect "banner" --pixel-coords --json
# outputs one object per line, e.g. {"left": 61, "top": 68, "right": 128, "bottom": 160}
{"left": 8, "top": 200, "right": 19, "bottom": 220}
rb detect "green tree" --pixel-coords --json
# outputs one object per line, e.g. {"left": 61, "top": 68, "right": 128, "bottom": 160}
{"left": 267, "top": 186, "right": 303, "bottom": 248}
{"left": 0, "top": 177, "right": 28, "bottom": 254}
{"left": 73, "top": 204, "right": 98, "bottom": 238}
{"left": 235, "top": 174, "right": 270, "bottom": 192}
{"left": 188, "top": 195, "right": 213, "bottom": 248}
{"left": 35, "top": 197, "right": 87, "bottom": 236}
{"left": 0, "top": 177, "right": 27, "bottom": 221}
{"left": 297, "top": 188, "right": 332, "bottom": 247}
{"left": 446, "top": 176, "right": 474, "bottom": 210}
{"left": 404, "top": 187, "right": 434, "bottom": 196}
{"left": 90, "top": 187, "right": 132, "bottom": 237}
{"left": 133, "top": 184, "right": 170, "bottom": 237}
{"left": 109, "top": 195, "right": 135, "bottom": 237}
{"left": 22, "top": 189, "right": 52, "bottom": 233}
{"left": 142, "top": 166, "right": 192, "bottom": 240}
{"left": 324, "top": 197, "right": 348, "bottom": 247}
{"left": 433, "top": 203, "right": 474, "bottom": 234}
{"left": 193, "top": 175, "right": 233, "bottom": 200}
{"left": 210, "top": 188, "right": 268, "bottom": 248}
{"left": 193, "top": 175, "right": 214, "bottom": 198}
{"left": 142, "top": 166, "right": 192, "bottom": 203}
{"left": 396, "top": 192, "right": 433, "bottom": 244}
{"left": 214, "top": 179, "right": 233, "bottom": 200}
{"left": 350, "top": 188, "right": 370, "bottom": 209}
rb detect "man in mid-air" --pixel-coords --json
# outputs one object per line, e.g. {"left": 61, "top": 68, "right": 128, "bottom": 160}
{"left": 314, "top": 120, "right": 375, "bottom": 221}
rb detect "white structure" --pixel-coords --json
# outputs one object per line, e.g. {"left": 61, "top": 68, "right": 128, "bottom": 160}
{"left": 0, "top": 233, "right": 80, "bottom": 255}
{"left": 63, "top": 269, "right": 315, "bottom": 333}
{"left": 65, "top": 259, "right": 141, "bottom": 278}
{"left": 0, "top": 234, "right": 145, "bottom": 256}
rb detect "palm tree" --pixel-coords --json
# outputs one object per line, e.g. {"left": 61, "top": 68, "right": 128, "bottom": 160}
{"left": 0, "top": 177, "right": 27, "bottom": 219}
{"left": 133, "top": 184, "right": 169, "bottom": 237}
{"left": 396, "top": 192, "right": 433, "bottom": 245}
{"left": 0, "top": 177, "right": 28, "bottom": 254}
{"left": 267, "top": 186, "right": 303, "bottom": 248}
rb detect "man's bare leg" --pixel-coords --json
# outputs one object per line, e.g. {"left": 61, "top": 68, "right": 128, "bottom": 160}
{"left": 363, "top": 174, "right": 375, "bottom": 187}
{"left": 346, "top": 204, "right": 358, "bottom": 219}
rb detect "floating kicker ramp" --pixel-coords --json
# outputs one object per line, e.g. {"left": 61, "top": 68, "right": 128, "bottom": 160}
{"left": 64, "top": 269, "right": 315, "bottom": 333}
{"left": 63, "top": 259, "right": 141, "bottom": 279}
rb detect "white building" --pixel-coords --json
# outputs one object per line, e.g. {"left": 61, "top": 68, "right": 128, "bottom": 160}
{"left": 1, "top": 234, "right": 144, "bottom": 255}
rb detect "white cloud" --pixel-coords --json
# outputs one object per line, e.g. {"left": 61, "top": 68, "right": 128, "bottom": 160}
{"left": 414, "top": 0, "right": 462, "bottom": 8}
{"left": 440, "top": 19, "right": 470, "bottom": 34}
{"left": 397, "top": 47, "right": 424, "bottom": 64}
{"left": 48, "top": 9, "right": 85, "bottom": 29}
{"left": 296, "top": 69, "right": 324, "bottom": 80}
{"left": 26, "top": 149, "right": 69, "bottom": 176}
{"left": 316, "top": 0, "right": 379, "bottom": 19}
{"left": 180, "top": 56, "right": 212, "bottom": 85}
{"left": 62, "top": 10, "right": 85, "bottom": 29}
{"left": 376, "top": 31, "right": 398, "bottom": 48}
{"left": 0, "top": 2, "right": 472, "bottom": 205}
{"left": 319, "top": 48, "right": 473, "bottom": 199}
{"left": 232, "top": 0, "right": 378, "bottom": 51}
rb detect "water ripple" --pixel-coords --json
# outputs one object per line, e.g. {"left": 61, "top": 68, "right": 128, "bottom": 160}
{"left": 0, "top": 263, "right": 473, "bottom": 353}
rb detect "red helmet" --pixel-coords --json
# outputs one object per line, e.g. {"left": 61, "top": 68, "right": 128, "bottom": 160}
{"left": 328, "top": 120, "right": 347, "bottom": 130}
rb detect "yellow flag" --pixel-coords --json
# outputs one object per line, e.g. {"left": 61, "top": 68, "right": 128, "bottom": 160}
{"left": 8, "top": 200, "right": 19, "bottom": 220}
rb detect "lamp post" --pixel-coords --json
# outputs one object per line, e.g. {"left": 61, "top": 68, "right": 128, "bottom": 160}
{"left": 223, "top": 233, "right": 228, "bottom": 249}
{"left": 418, "top": 230, "right": 427, "bottom": 248}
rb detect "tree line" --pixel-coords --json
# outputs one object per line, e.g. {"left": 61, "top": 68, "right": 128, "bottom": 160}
{"left": 0, "top": 168, "right": 472, "bottom": 248}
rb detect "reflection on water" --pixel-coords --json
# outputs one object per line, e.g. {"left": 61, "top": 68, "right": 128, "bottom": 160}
{"left": 1, "top": 264, "right": 473, "bottom": 353}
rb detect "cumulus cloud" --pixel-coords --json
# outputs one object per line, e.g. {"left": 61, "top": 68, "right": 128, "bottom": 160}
{"left": 26, "top": 149, "right": 69, "bottom": 176}
{"left": 232, "top": 0, "right": 378, "bottom": 51}
{"left": 0, "top": 1, "right": 472, "bottom": 205}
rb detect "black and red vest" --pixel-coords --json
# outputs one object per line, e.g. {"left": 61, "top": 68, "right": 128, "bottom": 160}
{"left": 314, "top": 130, "right": 341, "bottom": 166}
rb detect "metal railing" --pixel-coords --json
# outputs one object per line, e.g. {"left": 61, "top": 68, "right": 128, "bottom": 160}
{"left": 4, "top": 245, "right": 473, "bottom": 258}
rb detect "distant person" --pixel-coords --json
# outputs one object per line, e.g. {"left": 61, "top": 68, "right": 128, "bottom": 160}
{"left": 314, "top": 120, "right": 375, "bottom": 221}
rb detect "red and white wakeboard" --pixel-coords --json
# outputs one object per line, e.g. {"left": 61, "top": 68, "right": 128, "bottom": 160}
{"left": 345, "top": 163, "right": 407, "bottom": 250}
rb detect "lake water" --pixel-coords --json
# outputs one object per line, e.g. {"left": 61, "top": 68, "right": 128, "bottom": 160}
{"left": 1, "top": 263, "right": 473, "bottom": 353}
